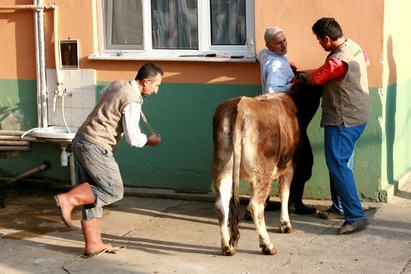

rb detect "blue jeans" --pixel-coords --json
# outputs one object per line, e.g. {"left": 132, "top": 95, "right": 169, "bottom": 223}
{"left": 324, "top": 123, "right": 367, "bottom": 222}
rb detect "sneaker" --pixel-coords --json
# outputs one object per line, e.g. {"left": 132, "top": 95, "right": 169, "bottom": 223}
{"left": 294, "top": 204, "right": 317, "bottom": 215}
{"left": 337, "top": 218, "right": 369, "bottom": 235}
{"left": 318, "top": 208, "right": 344, "bottom": 219}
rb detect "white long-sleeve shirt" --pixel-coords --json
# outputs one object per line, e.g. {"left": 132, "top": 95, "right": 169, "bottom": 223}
{"left": 122, "top": 102, "right": 147, "bottom": 148}
{"left": 122, "top": 80, "right": 147, "bottom": 148}
{"left": 257, "top": 47, "right": 295, "bottom": 93}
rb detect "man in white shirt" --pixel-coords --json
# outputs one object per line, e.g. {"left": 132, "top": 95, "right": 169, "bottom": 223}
{"left": 257, "top": 27, "right": 322, "bottom": 215}
{"left": 257, "top": 27, "right": 297, "bottom": 93}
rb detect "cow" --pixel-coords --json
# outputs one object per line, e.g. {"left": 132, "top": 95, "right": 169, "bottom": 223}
{"left": 212, "top": 92, "right": 300, "bottom": 256}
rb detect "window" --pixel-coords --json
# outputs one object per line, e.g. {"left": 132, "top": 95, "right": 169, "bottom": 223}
{"left": 96, "top": 0, "right": 255, "bottom": 59}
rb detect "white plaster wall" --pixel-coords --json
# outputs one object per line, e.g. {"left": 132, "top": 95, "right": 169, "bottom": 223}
{"left": 46, "top": 69, "right": 96, "bottom": 127}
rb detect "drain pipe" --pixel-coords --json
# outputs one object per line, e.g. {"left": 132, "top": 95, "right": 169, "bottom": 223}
{"left": 35, "top": 0, "right": 48, "bottom": 128}
{"left": 0, "top": 130, "right": 42, "bottom": 151}
{"left": 7, "top": 161, "right": 50, "bottom": 184}
{"left": 34, "top": 2, "right": 42, "bottom": 127}
{"left": 69, "top": 152, "right": 76, "bottom": 186}
{"left": 53, "top": 4, "right": 64, "bottom": 98}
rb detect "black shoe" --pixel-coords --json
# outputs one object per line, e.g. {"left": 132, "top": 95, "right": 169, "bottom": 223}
{"left": 294, "top": 203, "right": 316, "bottom": 215}
{"left": 318, "top": 208, "right": 344, "bottom": 219}
{"left": 338, "top": 218, "right": 369, "bottom": 235}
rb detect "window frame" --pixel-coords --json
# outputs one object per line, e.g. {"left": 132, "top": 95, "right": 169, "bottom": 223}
{"left": 91, "top": 0, "right": 255, "bottom": 61}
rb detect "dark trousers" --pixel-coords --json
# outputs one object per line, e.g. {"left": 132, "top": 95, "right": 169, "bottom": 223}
{"left": 287, "top": 84, "right": 322, "bottom": 204}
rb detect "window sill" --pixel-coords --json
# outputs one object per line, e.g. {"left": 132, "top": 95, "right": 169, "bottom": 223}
{"left": 88, "top": 53, "right": 256, "bottom": 63}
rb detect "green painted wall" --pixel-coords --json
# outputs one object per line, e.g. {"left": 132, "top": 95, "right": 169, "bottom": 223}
{"left": 0, "top": 79, "right": 74, "bottom": 183}
{"left": 307, "top": 87, "right": 382, "bottom": 201}
{"left": 98, "top": 81, "right": 261, "bottom": 192}
{"left": 1, "top": 79, "right": 384, "bottom": 201}
{"left": 0, "top": 79, "right": 37, "bottom": 130}
{"left": 381, "top": 79, "right": 411, "bottom": 192}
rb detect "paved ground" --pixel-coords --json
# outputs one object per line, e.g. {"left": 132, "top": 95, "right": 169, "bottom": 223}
{"left": 0, "top": 178, "right": 410, "bottom": 274}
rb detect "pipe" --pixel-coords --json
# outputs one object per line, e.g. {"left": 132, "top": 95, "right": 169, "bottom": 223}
{"left": 60, "top": 146, "right": 68, "bottom": 166}
{"left": 69, "top": 152, "right": 76, "bottom": 186}
{"left": 0, "top": 146, "right": 31, "bottom": 152}
{"left": 7, "top": 161, "right": 50, "bottom": 183}
{"left": 37, "top": 0, "right": 48, "bottom": 128}
{"left": 53, "top": 6, "right": 64, "bottom": 95}
{"left": 0, "top": 135, "right": 38, "bottom": 142}
{"left": 34, "top": 1, "right": 42, "bottom": 127}
{"left": 0, "top": 140, "right": 30, "bottom": 146}
{"left": 20, "top": 127, "right": 42, "bottom": 139}
{"left": 61, "top": 91, "right": 71, "bottom": 134}
{"left": 0, "top": 5, "right": 56, "bottom": 10}
{"left": 0, "top": 130, "right": 30, "bottom": 136}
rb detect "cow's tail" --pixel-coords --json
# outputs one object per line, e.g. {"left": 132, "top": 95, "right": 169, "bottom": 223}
{"left": 228, "top": 105, "right": 242, "bottom": 247}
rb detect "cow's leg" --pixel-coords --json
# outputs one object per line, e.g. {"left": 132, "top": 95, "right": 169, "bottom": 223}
{"left": 249, "top": 181, "right": 277, "bottom": 255}
{"left": 278, "top": 169, "right": 294, "bottom": 233}
{"left": 213, "top": 159, "right": 236, "bottom": 256}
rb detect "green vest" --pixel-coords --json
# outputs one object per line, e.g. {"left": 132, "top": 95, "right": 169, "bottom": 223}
{"left": 321, "top": 39, "right": 369, "bottom": 127}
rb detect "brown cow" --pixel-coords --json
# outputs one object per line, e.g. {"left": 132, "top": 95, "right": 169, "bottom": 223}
{"left": 212, "top": 92, "right": 300, "bottom": 256}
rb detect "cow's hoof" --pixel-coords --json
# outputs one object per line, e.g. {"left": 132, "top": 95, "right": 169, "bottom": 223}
{"left": 279, "top": 226, "right": 293, "bottom": 233}
{"left": 261, "top": 245, "right": 277, "bottom": 255}
{"left": 221, "top": 247, "right": 236, "bottom": 256}
{"left": 279, "top": 222, "right": 293, "bottom": 233}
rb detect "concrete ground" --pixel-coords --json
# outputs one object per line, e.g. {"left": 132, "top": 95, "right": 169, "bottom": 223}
{"left": 0, "top": 178, "right": 410, "bottom": 274}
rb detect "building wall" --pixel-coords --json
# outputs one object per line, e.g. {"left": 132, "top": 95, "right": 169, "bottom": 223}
{"left": 1, "top": 0, "right": 409, "bottom": 202}
{"left": 380, "top": 1, "right": 411, "bottom": 194}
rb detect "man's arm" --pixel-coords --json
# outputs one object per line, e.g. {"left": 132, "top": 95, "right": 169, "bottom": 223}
{"left": 299, "top": 58, "right": 347, "bottom": 85}
{"left": 301, "top": 50, "right": 369, "bottom": 85}
{"left": 122, "top": 103, "right": 147, "bottom": 148}
{"left": 123, "top": 103, "right": 161, "bottom": 147}
{"left": 265, "top": 60, "right": 293, "bottom": 92}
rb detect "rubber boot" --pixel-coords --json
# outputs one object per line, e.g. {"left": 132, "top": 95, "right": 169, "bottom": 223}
{"left": 81, "top": 218, "right": 113, "bottom": 259}
{"left": 54, "top": 182, "right": 95, "bottom": 228}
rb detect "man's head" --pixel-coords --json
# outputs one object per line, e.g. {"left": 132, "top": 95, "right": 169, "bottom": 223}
{"left": 264, "top": 27, "right": 287, "bottom": 55}
{"left": 136, "top": 63, "right": 164, "bottom": 97}
{"left": 312, "top": 17, "right": 344, "bottom": 51}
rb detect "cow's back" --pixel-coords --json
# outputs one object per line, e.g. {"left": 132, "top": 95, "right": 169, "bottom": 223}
{"left": 237, "top": 93, "right": 299, "bottom": 176}
{"left": 212, "top": 93, "right": 300, "bottom": 181}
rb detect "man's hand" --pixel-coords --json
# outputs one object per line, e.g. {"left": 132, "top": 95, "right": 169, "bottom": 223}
{"left": 146, "top": 133, "right": 161, "bottom": 147}
{"left": 290, "top": 64, "right": 298, "bottom": 75}
{"left": 295, "top": 72, "right": 308, "bottom": 84}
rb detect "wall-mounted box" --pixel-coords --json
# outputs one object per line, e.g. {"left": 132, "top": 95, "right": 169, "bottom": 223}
{"left": 60, "top": 40, "right": 79, "bottom": 69}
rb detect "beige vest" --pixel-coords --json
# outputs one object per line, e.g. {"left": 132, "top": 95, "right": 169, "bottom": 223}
{"left": 321, "top": 39, "right": 369, "bottom": 127}
{"left": 77, "top": 80, "right": 142, "bottom": 150}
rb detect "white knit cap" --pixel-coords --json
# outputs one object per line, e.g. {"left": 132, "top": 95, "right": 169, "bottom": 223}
{"left": 264, "top": 27, "right": 284, "bottom": 43}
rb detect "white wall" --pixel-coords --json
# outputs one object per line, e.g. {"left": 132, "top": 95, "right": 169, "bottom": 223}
{"left": 46, "top": 69, "right": 96, "bottom": 127}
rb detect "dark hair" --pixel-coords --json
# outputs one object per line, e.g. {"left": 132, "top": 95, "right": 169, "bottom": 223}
{"left": 135, "top": 63, "right": 164, "bottom": 81}
{"left": 312, "top": 17, "right": 343, "bottom": 41}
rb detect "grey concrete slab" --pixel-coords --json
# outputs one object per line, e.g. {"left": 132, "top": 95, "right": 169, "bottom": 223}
{"left": 0, "top": 179, "right": 410, "bottom": 274}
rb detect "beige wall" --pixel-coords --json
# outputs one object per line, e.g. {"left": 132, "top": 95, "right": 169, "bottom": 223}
{"left": 383, "top": 1, "right": 411, "bottom": 85}
{"left": 255, "top": 0, "right": 384, "bottom": 87}
{"left": 1, "top": 0, "right": 385, "bottom": 87}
